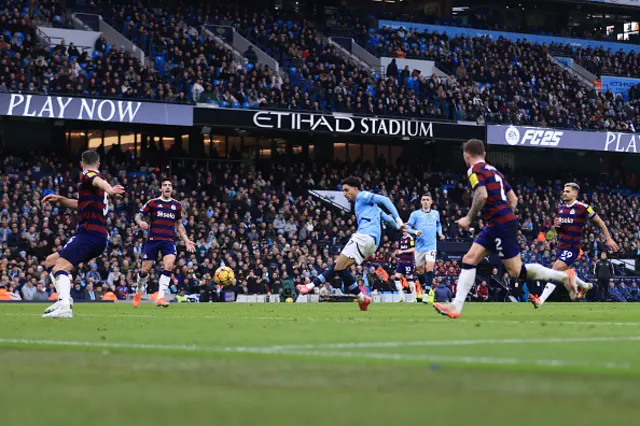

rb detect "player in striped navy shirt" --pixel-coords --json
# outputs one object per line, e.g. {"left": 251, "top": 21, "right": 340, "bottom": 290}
{"left": 42, "top": 150, "right": 125, "bottom": 318}
{"left": 529, "top": 182, "right": 618, "bottom": 309}
{"left": 434, "top": 140, "right": 594, "bottom": 319}
{"left": 394, "top": 230, "right": 416, "bottom": 302}
{"left": 134, "top": 179, "right": 195, "bottom": 308}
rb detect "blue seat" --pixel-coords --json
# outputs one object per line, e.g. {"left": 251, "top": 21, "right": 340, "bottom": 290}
{"left": 246, "top": 63, "right": 254, "bottom": 72}
{"left": 243, "top": 102, "right": 250, "bottom": 109}
{"left": 221, "top": 100, "right": 230, "bottom": 108}
{"left": 231, "top": 101, "right": 241, "bottom": 108}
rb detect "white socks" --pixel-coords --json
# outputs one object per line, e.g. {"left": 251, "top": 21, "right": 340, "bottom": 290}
{"left": 56, "top": 273, "right": 71, "bottom": 306}
{"left": 158, "top": 273, "right": 171, "bottom": 299}
{"left": 452, "top": 267, "right": 476, "bottom": 312}
{"left": 395, "top": 280, "right": 403, "bottom": 294}
{"left": 539, "top": 283, "right": 557, "bottom": 304}
{"left": 136, "top": 273, "right": 148, "bottom": 294}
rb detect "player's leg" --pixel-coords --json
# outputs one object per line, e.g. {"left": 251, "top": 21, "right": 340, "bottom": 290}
{"left": 333, "top": 253, "right": 372, "bottom": 310}
{"left": 133, "top": 259, "right": 154, "bottom": 308}
{"left": 393, "top": 269, "right": 405, "bottom": 302}
{"left": 156, "top": 254, "right": 176, "bottom": 307}
{"left": 42, "top": 257, "right": 74, "bottom": 318}
{"left": 298, "top": 234, "right": 360, "bottom": 295}
{"left": 424, "top": 257, "right": 436, "bottom": 293}
{"left": 503, "top": 258, "right": 584, "bottom": 301}
{"left": 531, "top": 260, "right": 569, "bottom": 308}
{"left": 43, "top": 252, "right": 64, "bottom": 314}
{"left": 414, "top": 254, "right": 427, "bottom": 291}
{"left": 434, "top": 225, "right": 495, "bottom": 317}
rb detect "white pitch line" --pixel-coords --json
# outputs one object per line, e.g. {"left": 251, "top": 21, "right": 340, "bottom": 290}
{"left": 4, "top": 311, "right": 640, "bottom": 327}
{"left": 255, "top": 335, "right": 640, "bottom": 351}
{"left": 0, "top": 337, "right": 632, "bottom": 370}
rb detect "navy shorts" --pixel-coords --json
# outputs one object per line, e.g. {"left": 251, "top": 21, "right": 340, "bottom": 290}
{"left": 142, "top": 240, "right": 176, "bottom": 261}
{"left": 396, "top": 262, "right": 414, "bottom": 277}
{"left": 475, "top": 223, "right": 520, "bottom": 259}
{"left": 556, "top": 247, "right": 579, "bottom": 267}
{"left": 58, "top": 232, "right": 108, "bottom": 266}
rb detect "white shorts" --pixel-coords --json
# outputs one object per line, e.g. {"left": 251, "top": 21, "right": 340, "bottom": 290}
{"left": 341, "top": 233, "right": 377, "bottom": 265}
{"left": 415, "top": 250, "right": 437, "bottom": 267}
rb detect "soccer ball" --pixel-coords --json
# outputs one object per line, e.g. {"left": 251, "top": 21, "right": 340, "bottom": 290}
{"left": 214, "top": 266, "right": 235, "bottom": 286}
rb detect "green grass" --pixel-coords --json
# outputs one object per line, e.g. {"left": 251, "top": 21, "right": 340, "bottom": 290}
{"left": 2, "top": 302, "right": 640, "bottom": 426}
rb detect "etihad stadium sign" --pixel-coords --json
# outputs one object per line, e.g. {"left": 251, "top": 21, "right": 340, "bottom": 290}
{"left": 195, "top": 106, "right": 483, "bottom": 141}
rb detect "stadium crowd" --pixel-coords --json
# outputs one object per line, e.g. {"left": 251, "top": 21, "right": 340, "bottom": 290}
{"left": 0, "top": 143, "right": 638, "bottom": 304}
{"left": 2, "top": 0, "right": 639, "bottom": 130}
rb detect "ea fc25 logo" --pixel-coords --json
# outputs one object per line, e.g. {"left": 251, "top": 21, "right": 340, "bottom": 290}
{"left": 504, "top": 126, "right": 563, "bottom": 147}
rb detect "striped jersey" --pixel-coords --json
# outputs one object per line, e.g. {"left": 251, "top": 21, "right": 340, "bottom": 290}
{"left": 556, "top": 201, "right": 596, "bottom": 249}
{"left": 467, "top": 161, "right": 517, "bottom": 227}
{"left": 78, "top": 170, "right": 108, "bottom": 237}
{"left": 139, "top": 198, "right": 182, "bottom": 241}
{"left": 399, "top": 234, "right": 415, "bottom": 263}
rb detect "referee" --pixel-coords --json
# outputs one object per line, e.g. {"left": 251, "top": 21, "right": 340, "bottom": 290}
{"left": 594, "top": 252, "right": 614, "bottom": 301}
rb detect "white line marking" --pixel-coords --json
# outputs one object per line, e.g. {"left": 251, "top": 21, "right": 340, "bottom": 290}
{"left": 0, "top": 338, "right": 632, "bottom": 370}
{"left": 4, "top": 312, "right": 640, "bottom": 327}
{"left": 255, "top": 335, "right": 640, "bottom": 351}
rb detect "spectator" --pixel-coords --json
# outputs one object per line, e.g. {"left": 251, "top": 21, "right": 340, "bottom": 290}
{"left": 607, "top": 281, "right": 626, "bottom": 302}
{"left": 244, "top": 45, "right": 258, "bottom": 64}
{"left": 84, "top": 283, "right": 98, "bottom": 301}
{"left": 33, "top": 283, "right": 50, "bottom": 302}
{"left": 434, "top": 280, "right": 452, "bottom": 302}
{"left": 473, "top": 281, "right": 490, "bottom": 302}
{"left": 21, "top": 279, "right": 37, "bottom": 301}
{"left": 71, "top": 282, "right": 85, "bottom": 301}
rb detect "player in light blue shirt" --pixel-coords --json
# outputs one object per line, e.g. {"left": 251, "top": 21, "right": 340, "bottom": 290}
{"left": 298, "top": 176, "right": 402, "bottom": 311}
{"left": 407, "top": 195, "right": 445, "bottom": 298}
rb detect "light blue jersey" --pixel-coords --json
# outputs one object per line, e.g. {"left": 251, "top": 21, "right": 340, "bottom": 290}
{"left": 355, "top": 191, "right": 401, "bottom": 248}
{"left": 407, "top": 209, "right": 442, "bottom": 252}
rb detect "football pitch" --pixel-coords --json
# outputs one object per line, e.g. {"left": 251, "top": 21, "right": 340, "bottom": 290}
{"left": 2, "top": 302, "right": 640, "bottom": 426}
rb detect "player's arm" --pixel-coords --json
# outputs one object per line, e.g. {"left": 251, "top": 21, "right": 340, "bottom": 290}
{"left": 507, "top": 189, "right": 518, "bottom": 212}
{"left": 380, "top": 211, "right": 399, "bottom": 229}
{"left": 405, "top": 212, "right": 418, "bottom": 235}
{"left": 135, "top": 202, "right": 150, "bottom": 230}
{"left": 90, "top": 174, "right": 125, "bottom": 197}
{"left": 42, "top": 194, "right": 78, "bottom": 210}
{"left": 403, "top": 238, "right": 416, "bottom": 255}
{"left": 466, "top": 186, "right": 488, "bottom": 221}
{"left": 589, "top": 208, "right": 618, "bottom": 251}
{"left": 436, "top": 211, "right": 444, "bottom": 240}
{"left": 177, "top": 209, "right": 195, "bottom": 252}
{"left": 370, "top": 193, "right": 403, "bottom": 227}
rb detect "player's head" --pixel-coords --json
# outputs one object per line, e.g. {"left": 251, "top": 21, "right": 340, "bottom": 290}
{"left": 562, "top": 182, "right": 580, "bottom": 202}
{"left": 421, "top": 194, "right": 433, "bottom": 211}
{"left": 80, "top": 150, "right": 100, "bottom": 170}
{"left": 161, "top": 179, "right": 173, "bottom": 198}
{"left": 341, "top": 176, "right": 362, "bottom": 201}
{"left": 462, "top": 139, "right": 486, "bottom": 167}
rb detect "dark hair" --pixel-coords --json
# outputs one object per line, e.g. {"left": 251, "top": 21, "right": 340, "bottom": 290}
{"left": 81, "top": 150, "right": 100, "bottom": 166}
{"left": 463, "top": 139, "right": 485, "bottom": 157}
{"left": 161, "top": 179, "right": 173, "bottom": 186}
{"left": 342, "top": 176, "right": 362, "bottom": 189}
{"left": 564, "top": 182, "right": 580, "bottom": 192}
{"left": 422, "top": 194, "right": 432, "bottom": 199}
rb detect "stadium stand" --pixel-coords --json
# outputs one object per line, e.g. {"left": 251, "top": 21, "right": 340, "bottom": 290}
{"left": 0, "top": 139, "right": 638, "bottom": 302}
